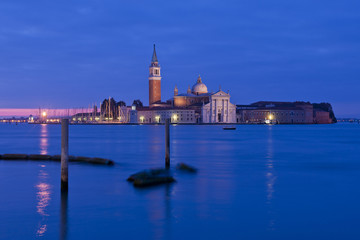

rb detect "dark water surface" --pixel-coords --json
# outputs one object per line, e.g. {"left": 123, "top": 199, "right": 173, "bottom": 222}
{"left": 0, "top": 123, "right": 360, "bottom": 240}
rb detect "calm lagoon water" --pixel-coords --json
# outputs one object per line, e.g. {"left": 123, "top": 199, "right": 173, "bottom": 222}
{"left": 0, "top": 123, "right": 360, "bottom": 240}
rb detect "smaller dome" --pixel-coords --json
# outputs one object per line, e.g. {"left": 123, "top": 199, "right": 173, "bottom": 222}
{"left": 192, "top": 75, "right": 208, "bottom": 95}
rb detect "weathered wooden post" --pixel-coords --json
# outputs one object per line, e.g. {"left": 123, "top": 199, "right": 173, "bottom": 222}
{"left": 165, "top": 118, "right": 170, "bottom": 169}
{"left": 61, "top": 119, "right": 69, "bottom": 192}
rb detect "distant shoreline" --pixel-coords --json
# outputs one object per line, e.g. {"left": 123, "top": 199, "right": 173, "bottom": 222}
{"left": 22, "top": 122, "right": 341, "bottom": 125}
{"left": 2, "top": 119, "right": 358, "bottom": 125}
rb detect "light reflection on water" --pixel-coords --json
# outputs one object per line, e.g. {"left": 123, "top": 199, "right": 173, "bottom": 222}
{"left": 40, "top": 124, "right": 48, "bottom": 155}
{"left": 266, "top": 126, "right": 275, "bottom": 202}
{"left": 35, "top": 165, "right": 52, "bottom": 236}
{"left": 266, "top": 126, "right": 276, "bottom": 231}
{"left": 36, "top": 125, "right": 51, "bottom": 237}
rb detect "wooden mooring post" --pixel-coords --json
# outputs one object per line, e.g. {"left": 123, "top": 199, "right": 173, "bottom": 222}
{"left": 165, "top": 118, "right": 170, "bottom": 169}
{"left": 61, "top": 119, "right": 69, "bottom": 192}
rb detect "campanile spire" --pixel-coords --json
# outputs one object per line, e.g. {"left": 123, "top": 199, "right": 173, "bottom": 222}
{"left": 151, "top": 44, "right": 158, "bottom": 63}
{"left": 149, "top": 44, "right": 161, "bottom": 106}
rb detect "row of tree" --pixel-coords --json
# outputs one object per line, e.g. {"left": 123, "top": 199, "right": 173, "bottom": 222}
{"left": 100, "top": 98, "right": 143, "bottom": 118}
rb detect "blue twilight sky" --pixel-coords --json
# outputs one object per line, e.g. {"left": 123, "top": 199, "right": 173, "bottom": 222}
{"left": 0, "top": 0, "right": 359, "bottom": 117}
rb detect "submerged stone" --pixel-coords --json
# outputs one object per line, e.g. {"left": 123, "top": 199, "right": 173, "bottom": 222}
{"left": 74, "top": 156, "right": 114, "bottom": 165}
{"left": 133, "top": 176, "right": 175, "bottom": 188}
{"left": 176, "top": 163, "right": 198, "bottom": 173}
{"left": 91, "top": 157, "right": 114, "bottom": 166}
{"left": 127, "top": 168, "right": 175, "bottom": 187}
{"left": 0, "top": 153, "right": 114, "bottom": 165}
{"left": 2, "top": 154, "right": 28, "bottom": 160}
{"left": 50, "top": 155, "right": 61, "bottom": 161}
{"left": 28, "top": 154, "right": 51, "bottom": 160}
{"left": 127, "top": 168, "right": 169, "bottom": 182}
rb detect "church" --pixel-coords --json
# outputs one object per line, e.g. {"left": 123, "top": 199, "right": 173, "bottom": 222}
{"left": 130, "top": 45, "right": 236, "bottom": 124}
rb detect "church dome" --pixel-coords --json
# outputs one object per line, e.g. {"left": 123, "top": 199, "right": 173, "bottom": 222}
{"left": 192, "top": 75, "right": 208, "bottom": 95}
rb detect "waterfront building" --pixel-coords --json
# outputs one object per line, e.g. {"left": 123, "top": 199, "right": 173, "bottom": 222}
{"left": 236, "top": 101, "right": 333, "bottom": 124}
{"left": 129, "top": 106, "right": 196, "bottom": 124}
{"left": 314, "top": 110, "right": 332, "bottom": 124}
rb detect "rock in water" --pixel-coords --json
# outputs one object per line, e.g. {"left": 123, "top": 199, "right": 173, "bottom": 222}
{"left": 133, "top": 176, "right": 175, "bottom": 188}
{"left": 2, "top": 154, "right": 28, "bottom": 160}
{"left": 127, "top": 168, "right": 175, "bottom": 187}
{"left": 28, "top": 154, "right": 51, "bottom": 160}
{"left": 74, "top": 156, "right": 114, "bottom": 165}
{"left": 127, "top": 168, "right": 169, "bottom": 182}
{"left": 176, "top": 163, "right": 197, "bottom": 173}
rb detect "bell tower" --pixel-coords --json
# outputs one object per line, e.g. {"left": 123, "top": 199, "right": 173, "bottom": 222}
{"left": 149, "top": 44, "right": 161, "bottom": 106}
{"left": 174, "top": 85, "right": 178, "bottom": 96}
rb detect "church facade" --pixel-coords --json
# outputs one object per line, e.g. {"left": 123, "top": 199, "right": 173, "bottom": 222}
{"left": 201, "top": 90, "right": 237, "bottom": 123}
{"left": 131, "top": 45, "right": 236, "bottom": 124}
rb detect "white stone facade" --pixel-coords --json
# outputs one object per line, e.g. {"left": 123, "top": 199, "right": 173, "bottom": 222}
{"left": 201, "top": 90, "right": 237, "bottom": 123}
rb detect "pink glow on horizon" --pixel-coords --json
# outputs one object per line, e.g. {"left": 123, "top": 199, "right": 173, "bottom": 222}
{"left": 0, "top": 108, "right": 95, "bottom": 117}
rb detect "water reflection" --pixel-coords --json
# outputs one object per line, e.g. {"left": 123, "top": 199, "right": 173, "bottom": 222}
{"left": 35, "top": 165, "right": 52, "bottom": 237}
{"left": 148, "top": 126, "right": 162, "bottom": 166}
{"left": 164, "top": 184, "right": 172, "bottom": 240}
{"left": 266, "top": 126, "right": 276, "bottom": 230}
{"left": 266, "top": 126, "right": 275, "bottom": 202}
{"left": 40, "top": 124, "right": 49, "bottom": 155}
{"left": 140, "top": 184, "right": 174, "bottom": 240}
{"left": 60, "top": 192, "right": 68, "bottom": 240}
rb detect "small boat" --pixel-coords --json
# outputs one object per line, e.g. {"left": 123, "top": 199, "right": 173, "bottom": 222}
{"left": 265, "top": 119, "right": 276, "bottom": 125}
{"left": 223, "top": 126, "right": 236, "bottom": 130}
